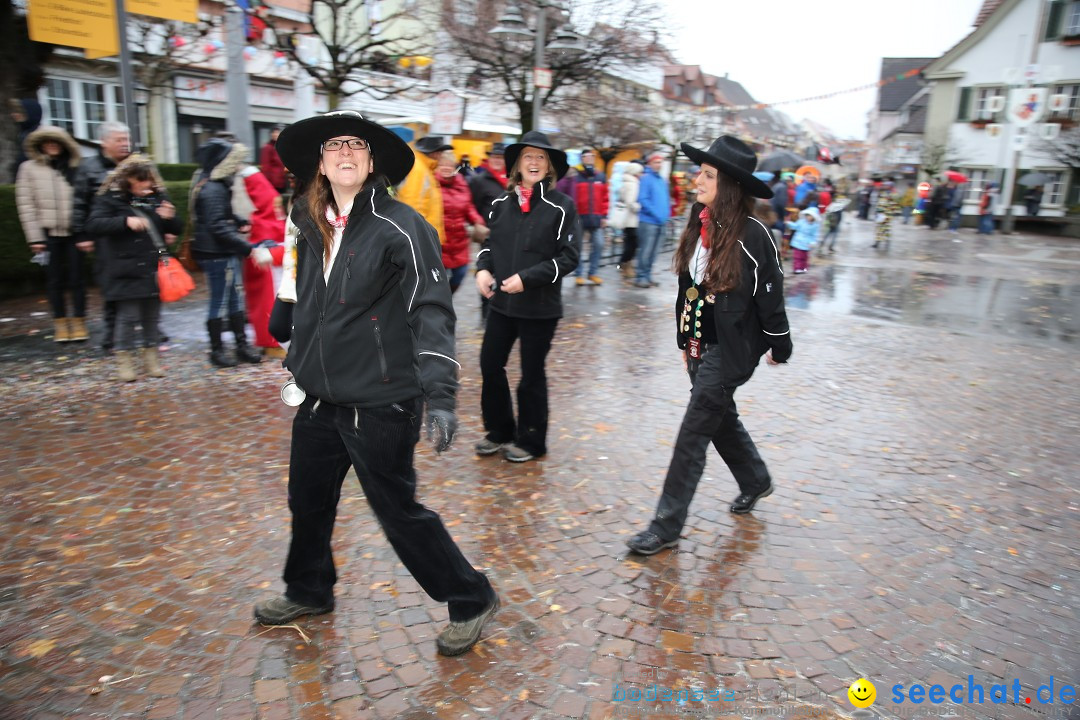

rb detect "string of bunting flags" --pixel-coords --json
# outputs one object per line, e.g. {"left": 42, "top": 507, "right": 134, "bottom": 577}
{"left": 717, "top": 67, "right": 925, "bottom": 112}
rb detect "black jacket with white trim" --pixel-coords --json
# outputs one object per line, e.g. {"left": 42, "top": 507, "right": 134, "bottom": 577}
{"left": 286, "top": 184, "right": 458, "bottom": 412}
{"left": 677, "top": 213, "right": 793, "bottom": 391}
{"left": 474, "top": 179, "right": 580, "bottom": 320}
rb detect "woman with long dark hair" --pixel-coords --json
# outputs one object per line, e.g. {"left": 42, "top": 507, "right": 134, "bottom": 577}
{"left": 255, "top": 111, "right": 498, "bottom": 657}
{"left": 626, "top": 136, "right": 793, "bottom": 556}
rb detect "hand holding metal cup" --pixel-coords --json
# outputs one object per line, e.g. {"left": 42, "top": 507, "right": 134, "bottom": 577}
{"left": 280, "top": 379, "right": 307, "bottom": 406}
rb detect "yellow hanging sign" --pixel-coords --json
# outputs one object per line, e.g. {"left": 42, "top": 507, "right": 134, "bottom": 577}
{"left": 127, "top": 0, "right": 197, "bottom": 23}
{"left": 27, "top": 0, "right": 119, "bottom": 55}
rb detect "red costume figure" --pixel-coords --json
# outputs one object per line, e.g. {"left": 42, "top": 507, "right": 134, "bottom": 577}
{"left": 239, "top": 167, "right": 286, "bottom": 355}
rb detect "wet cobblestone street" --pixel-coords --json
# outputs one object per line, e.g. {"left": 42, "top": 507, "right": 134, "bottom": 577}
{"left": 1, "top": 218, "right": 1078, "bottom": 720}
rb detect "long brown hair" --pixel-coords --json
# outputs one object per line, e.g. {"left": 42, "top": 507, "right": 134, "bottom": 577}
{"left": 304, "top": 160, "right": 387, "bottom": 263}
{"left": 506, "top": 149, "right": 557, "bottom": 191}
{"left": 672, "top": 172, "right": 754, "bottom": 293}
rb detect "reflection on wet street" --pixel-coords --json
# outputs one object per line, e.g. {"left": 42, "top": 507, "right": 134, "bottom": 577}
{"left": 783, "top": 223, "right": 1079, "bottom": 346}
{"left": 1, "top": 219, "right": 1077, "bottom": 719}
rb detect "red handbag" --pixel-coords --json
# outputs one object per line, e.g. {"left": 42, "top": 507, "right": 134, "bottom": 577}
{"left": 157, "top": 256, "right": 195, "bottom": 302}
{"left": 135, "top": 207, "right": 196, "bottom": 303}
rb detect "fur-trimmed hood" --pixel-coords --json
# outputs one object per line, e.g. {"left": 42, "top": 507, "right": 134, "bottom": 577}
{"left": 23, "top": 125, "right": 81, "bottom": 167}
{"left": 197, "top": 137, "right": 249, "bottom": 180}
{"left": 96, "top": 154, "right": 166, "bottom": 195}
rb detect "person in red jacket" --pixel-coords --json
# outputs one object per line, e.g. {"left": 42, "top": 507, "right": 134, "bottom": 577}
{"left": 238, "top": 166, "right": 286, "bottom": 356}
{"left": 259, "top": 125, "right": 287, "bottom": 194}
{"left": 436, "top": 151, "right": 486, "bottom": 293}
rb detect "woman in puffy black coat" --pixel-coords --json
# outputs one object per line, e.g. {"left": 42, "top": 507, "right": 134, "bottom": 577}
{"left": 85, "top": 155, "right": 182, "bottom": 382}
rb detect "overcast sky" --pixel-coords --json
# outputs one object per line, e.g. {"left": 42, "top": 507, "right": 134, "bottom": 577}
{"left": 662, "top": 0, "right": 986, "bottom": 139}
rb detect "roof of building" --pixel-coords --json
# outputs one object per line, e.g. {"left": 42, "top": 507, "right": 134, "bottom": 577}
{"left": 879, "top": 58, "right": 934, "bottom": 112}
{"left": 975, "top": 0, "right": 1006, "bottom": 26}
{"left": 885, "top": 103, "right": 928, "bottom": 139}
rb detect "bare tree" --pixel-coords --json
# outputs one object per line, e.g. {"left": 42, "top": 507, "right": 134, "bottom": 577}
{"left": 554, "top": 91, "right": 661, "bottom": 159}
{"left": 920, "top": 141, "right": 963, "bottom": 180}
{"left": 259, "top": 0, "right": 432, "bottom": 109}
{"left": 1034, "top": 126, "right": 1080, "bottom": 169}
{"left": 440, "top": 0, "right": 668, "bottom": 134}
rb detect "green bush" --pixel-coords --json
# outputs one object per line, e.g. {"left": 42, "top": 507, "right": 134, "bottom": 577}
{"left": 0, "top": 180, "right": 192, "bottom": 300}
{"left": 158, "top": 164, "right": 199, "bottom": 182}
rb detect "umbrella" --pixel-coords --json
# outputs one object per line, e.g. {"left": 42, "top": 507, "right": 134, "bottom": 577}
{"left": 752, "top": 171, "right": 775, "bottom": 182}
{"left": 795, "top": 165, "right": 821, "bottom": 181}
{"left": 781, "top": 172, "right": 797, "bottom": 181}
{"left": 1018, "top": 172, "right": 1050, "bottom": 187}
{"left": 757, "top": 150, "right": 808, "bottom": 174}
{"left": 944, "top": 170, "right": 968, "bottom": 183}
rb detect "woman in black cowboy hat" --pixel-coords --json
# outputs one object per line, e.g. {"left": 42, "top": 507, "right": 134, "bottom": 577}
{"left": 253, "top": 111, "right": 498, "bottom": 656}
{"left": 626, "top": 135, "right": 793, "bottom": 555}
{"left": 473, "top": 130, "right": 580, "bottom": 463}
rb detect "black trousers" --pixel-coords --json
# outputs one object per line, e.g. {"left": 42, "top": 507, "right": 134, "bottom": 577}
{"left": 44, "top": 236, "right": 87, "bottom": 318}
{"left": 479, "top": 309, "right": 558, "bottom": 457}
{"left": 648, "top": 347, "right": 771, "bottom": 541}
{"left": 115, "top": 297, "right": 160, "bottom": 351}
{"left": 283, "top": 395, "right": 491, "bottom": 621}
{"left": 619, "top": 226, "right": 638, "bottom": 264}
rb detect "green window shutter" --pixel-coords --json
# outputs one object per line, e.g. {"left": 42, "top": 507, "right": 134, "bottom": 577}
{"left": 1045, "top": 0, "right": 1064, "bottom": 40}
{"left": 957, "top": 87, "right": 972, "bottom": 121}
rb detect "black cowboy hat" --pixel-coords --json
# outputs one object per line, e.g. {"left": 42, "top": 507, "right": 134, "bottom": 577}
{"left": 488, "top": 142, "right": 507, "bottom": 156}
{"left": 679, "top": 136, "right": 773, "bottom": 199}
{"left": 504, "top": 130, "right": 569, "bottom": 180}
{"left": 276, "top": 110, "right": 414, "bottom": 186}
{"left": 415, "top": 135, "right": 453, "bottom": 154}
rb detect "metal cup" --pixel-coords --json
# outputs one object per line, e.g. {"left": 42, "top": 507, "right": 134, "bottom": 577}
{"left": 280, "top": 380, "right": 306, "bottom": 407}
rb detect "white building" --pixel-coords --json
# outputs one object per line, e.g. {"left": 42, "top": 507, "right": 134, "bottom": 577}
{"left": 922, "top": 0, "right": 1079, "bottom": 220}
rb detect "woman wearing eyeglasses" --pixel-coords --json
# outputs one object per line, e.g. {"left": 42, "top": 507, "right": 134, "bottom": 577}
{"left": 255, "top": 112, "right": 498, "bottom": 657}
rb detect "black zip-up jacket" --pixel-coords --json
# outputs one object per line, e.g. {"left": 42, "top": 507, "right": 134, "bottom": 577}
{"left": 676, "top": 213, "right": 793, "bottom": 391}
{"left": 474, "top": 180, "right": 580, "bottom": 320}
{"left": 286, "top": 184, "right": 457, "bottom": 412}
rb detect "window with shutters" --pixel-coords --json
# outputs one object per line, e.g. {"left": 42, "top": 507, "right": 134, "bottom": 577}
{"left": 974, "top": 86, "right": 1005, "bottom": 122}
{"left": 1067, "top": 1, "right": 1080, "bottom": 35}
{"left": 1050, "top": 83, "right": 1080, "bottom": 120}
{"left": 957, "top": 87, "right": 972, "bottom": 121}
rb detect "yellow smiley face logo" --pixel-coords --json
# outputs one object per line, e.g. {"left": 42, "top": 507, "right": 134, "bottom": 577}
{"left": 848, "top": 678, "right": 876, "bottom": 708}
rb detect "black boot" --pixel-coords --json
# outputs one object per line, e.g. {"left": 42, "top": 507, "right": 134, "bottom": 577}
{"left": 230, "top": 313, "right": 262, "bottom": 364}
{"left": 207, "top": 318, "right": 238, "bottom": 368}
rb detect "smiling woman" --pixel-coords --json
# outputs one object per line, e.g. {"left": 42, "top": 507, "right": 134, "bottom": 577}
{"left": 255, "top": 110, "right": 500, "bottom": 658}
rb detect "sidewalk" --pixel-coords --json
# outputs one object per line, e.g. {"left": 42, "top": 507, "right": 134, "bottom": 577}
{"left": 0, "top": 218, "right": 1077, "bottom": 719}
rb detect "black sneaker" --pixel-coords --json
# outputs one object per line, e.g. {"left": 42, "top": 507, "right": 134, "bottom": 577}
{"left": 625, "top": 530, "right": 678, "bottom": 555}
{"left": 253, "top": 595, "right": 334, "bottom": 625}
{"left": 730, "top": 484, "right": 774, "bottom": 514}
{"left": 436, "top": 593, "right": 500, "bottom": 656}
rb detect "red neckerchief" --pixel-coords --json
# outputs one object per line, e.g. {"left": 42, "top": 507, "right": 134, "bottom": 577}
{"left": 699, "top": 207, "right": 711, "bottom": 249}
{"left": 519, "top": 187, "right": 533, "bottom": 213}
{"left": 326, "top": 205, "right": 349, "bottom": 229}
{"left": 482, "top": 160, "right": 508, "bottom": 188}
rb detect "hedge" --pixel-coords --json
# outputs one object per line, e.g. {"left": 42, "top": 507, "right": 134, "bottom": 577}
{"left": 0, "top": 180, "right": 192, "bottom": 300}
{"left": 158, "top": 164, "right": 199, "bottom": 182}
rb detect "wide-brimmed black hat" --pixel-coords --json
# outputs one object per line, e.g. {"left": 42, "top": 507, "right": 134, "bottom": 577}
{"left": 489, "top": 142, "right": 507, "bottom": 156}
{"left": 680, "top": 136, "right": 773, "bottom": 199}
{"left": 415, "top": 135, "right": 453, "bottom": 154}
{"left": 276, "top": 110, "right": 414, "bottom": 186}
{"left": 504, "top": 131, "right": 569, "bottom": 179}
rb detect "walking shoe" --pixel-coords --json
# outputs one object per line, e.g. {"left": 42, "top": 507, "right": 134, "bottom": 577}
{"left": 625, "top": 530, "right": 678, "bottom": 555}
{"left": 503, "top": 444, "right": 535, "bottom": 463}
{"left": 68, "top": 317, "right": 89, "bottom": 342}
{"left": 730, "top": 483, "right": 774, "bottom": 514}
{"left": 53, "top": 318, "right": 71, "bottom": 343}
{"left": 575, "top": 277, "right": 588, "bottom": 286}
{"left": 436, "top": 593, "right": 500, "bottom": 656}
{"left": 253, "top": 595, "right": 334, "bottom": 625}
{"left": 475, "top": 438, "right": 504, "bottom": 456}
{"left": 634, "top": 280, "right": 651, "bottom": 288}
{"left": 588, "top": 275, "right": 603, "bottom": 285}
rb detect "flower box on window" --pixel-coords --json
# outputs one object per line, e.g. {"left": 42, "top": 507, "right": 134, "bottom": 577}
{"left": 1062, "top": 34, "right": 1080, "bottom": 46}
{"left": 970, "top": 119, "right": 990, "bottom": 129}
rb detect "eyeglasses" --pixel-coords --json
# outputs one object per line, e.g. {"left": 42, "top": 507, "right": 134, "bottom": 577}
{"left": 322, "top": 138, "right": 369, "bottom": 152}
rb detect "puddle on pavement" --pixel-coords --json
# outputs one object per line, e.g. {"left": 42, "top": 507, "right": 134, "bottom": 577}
{"left": 785, "top": 265, "right": 1078, "bottom": 346}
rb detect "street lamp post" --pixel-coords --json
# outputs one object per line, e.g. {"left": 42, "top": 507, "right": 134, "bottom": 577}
{"left": 490, "top": 1, "right": 586, "bottom": 133}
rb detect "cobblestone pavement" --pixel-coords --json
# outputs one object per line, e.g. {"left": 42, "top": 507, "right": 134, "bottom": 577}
{"left": 1, "top": 219, "right": 1077, "bottom": 720}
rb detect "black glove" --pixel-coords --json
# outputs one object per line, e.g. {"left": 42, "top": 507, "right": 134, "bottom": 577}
{"left": 426, "top": 409, "right": 457, "bottom": 453}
